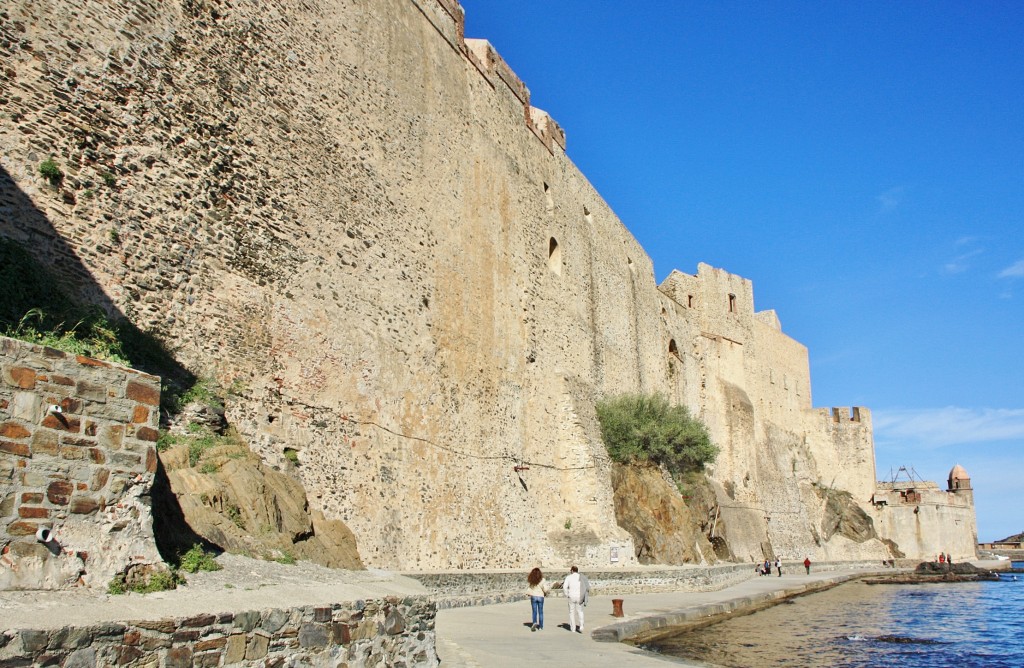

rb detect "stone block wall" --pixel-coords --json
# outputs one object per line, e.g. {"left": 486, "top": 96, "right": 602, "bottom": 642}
{"left": 0, "top": 597, "right": 437, "bottom": 667}
{"left": 870, "top": 486, "right": 978, "bottom": 561}
{"left": 0, "top": 336, "right": 163, "bottom": 589}
{"left": 410, "top": 561, "right": 888, "bottom": 609}
{"left": 413, "top": 565, "right": 755, "bottom": 609}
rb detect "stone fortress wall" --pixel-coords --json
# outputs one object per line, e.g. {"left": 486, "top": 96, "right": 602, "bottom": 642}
{"left": 0, "top": 337, "right": 163, "bottom": 589}
{"left": 869, "top": 469, "right": 978, "bottom": 561}
{"left": 0, "top": 0, "right": 974, "bottom": 571}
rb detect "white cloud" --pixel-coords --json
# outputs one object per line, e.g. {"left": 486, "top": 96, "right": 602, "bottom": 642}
{"left": 873, "top": 407, "right": 1024, "bottom": 450}
{"left": 876, "top": 187, "right": 904, "bottom": 213}
{"left": 942, "top": 248, "right": 982, "bottom": 274}
{"left": 998, "top": 259, "right": 1024, "bottom": 278}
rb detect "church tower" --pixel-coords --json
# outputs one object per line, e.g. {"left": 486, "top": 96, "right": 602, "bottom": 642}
{"left": 947, "top": 463, "right": 973, "bottom": 503}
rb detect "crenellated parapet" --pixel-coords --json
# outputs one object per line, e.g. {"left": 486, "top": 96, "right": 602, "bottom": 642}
{"left": 464, "top": 39, "right": 532, "bottom": 108}
{"left": 415, "top": 0, "right": 567, "bottom": 154}
{"left": 528, "top": 106, "right": 567, "bottom": 153}
{"left": 815, "top": 406, "right": 868, "bottom": 424}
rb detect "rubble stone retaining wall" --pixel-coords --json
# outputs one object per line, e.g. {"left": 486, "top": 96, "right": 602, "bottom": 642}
{"left": 0, "top": 596, "right": 437, "bottom": 667}
{"left": 411, "top": 561, "right": 891, "bottom": 608}
{"left": 0, "top": 336, "right": 163, "bottom": 589}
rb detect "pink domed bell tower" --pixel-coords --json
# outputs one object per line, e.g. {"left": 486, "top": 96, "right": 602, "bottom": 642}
{"left": 947, "top": 464, "right": 973, "bottom": 503}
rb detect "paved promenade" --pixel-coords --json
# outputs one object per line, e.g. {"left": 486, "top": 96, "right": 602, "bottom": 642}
{"left": 435, "top": 568, "right": 875, "bottom": 667}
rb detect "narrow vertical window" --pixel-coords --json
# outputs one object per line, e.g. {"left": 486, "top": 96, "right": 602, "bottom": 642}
{"left": 728, "top": 293, "right": 736, "bottom": 313}
{"left": 548, "top": 237, "right": 561, "bottom": 275}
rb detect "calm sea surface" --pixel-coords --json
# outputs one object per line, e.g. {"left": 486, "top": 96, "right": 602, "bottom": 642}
{"left": 644, "top": 563, "right": 1024, "bottom": 668}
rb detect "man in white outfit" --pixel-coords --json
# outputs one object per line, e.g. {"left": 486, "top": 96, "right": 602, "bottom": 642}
{"left": 563, "top": 565, "right": 588, "bottom": 633}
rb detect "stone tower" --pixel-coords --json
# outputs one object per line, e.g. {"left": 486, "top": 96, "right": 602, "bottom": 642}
{"left": 947, "top": 463, "right": 973, "bottom": 502}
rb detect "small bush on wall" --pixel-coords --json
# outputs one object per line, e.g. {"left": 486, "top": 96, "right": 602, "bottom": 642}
{"left": 39, "top": 158, "right": 63, "bottom": 184}
{"left": 596, "top": 393, "right": 718, "bottom": 477}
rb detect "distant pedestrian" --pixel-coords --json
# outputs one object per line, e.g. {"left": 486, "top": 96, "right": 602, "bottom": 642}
{"left": 763, "top": 559, "right": 771, "bottom": 576}
{"left": 527, "top": 568, "right": 551, "bottom": 631}
{"left": 939, "top": 553, "right": 945, "bottom": 564}
{"left": 946, "top": 552, "right": 952, "bottom": 565}
{"left": 562, "top": 565, "right": 589, "bottom": 633}
{"left": 803, "top": 557, "right": 811, "bottom": 575}
{"left": 775, "top": 558, "right": 782, "bottom": 577}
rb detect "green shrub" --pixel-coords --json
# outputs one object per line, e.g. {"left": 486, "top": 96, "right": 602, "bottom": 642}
{"left": 107, "top": 576, "right": 127, "bottom": 595}
{"left": 155, "top": 430, "right": 177, "bottom": 452}
{"left": 3, "top": 308, "right": 131, "bottom": 366}
{"left": 178, "top": 544, "right": 222, "bottom": 573}
{"left": 174, "top": 377, "right": 225, "bottom": 413}
{"left": 274, "top": 551, "right": 296, "bottom": 565}
{"left": 100, "top": 171, "right": 116, "bottom": 187}
{"left": 106, "top": 569, "right": 182, "bottom": 594}
{"left": 39, "top": 158, "right": 63, "bottom": 184}
{"left": 188, "top": 434, "right": 214, "bottom": 467}
{"left": 595, "top": 393, "right": 718, "bottom": 477}
{"left": 283, "top": 447, "right": 300, "bottom": 465}
{"left": 199, "top": 462, "right": 218, "bottom": 474}
{"left": 142, "top": 570, "right": 181, "bottom": 592}
{"left": 226, "top": 505, "right": 244, "bottom": 528}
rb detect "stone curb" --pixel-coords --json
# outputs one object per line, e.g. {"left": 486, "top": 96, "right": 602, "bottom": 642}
{"left": 590, "top": 572, "right": 880, "bottom": 643}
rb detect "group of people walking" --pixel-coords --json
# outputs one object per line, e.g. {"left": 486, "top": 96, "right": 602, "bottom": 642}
{"left": 757, "top": 558, "right": 784, "bottom": 576}
{"left": 755, "top": 556, "right": 813, "bottom": 576}
{"left": 529, "top": 555, "right": 818, "bottom": 634}
{"left": 526, "top": 566, "right": 589, "bottom": 633}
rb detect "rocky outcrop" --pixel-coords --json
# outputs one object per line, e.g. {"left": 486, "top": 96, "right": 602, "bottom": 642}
{"left": 611, "top": 464, "right": 721, "bottom": 565}
{"left": 866, "top": 561, "right": 998, "bottom": 584}
{"left": 160, "top": 422, "right": 362, "bottom": 570}
{"left": 816, "top": 485, "right": 876, "bottom": 543}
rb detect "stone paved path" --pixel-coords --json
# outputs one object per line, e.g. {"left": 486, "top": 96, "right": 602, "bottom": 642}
{"left": 435, "top": 568, "right": 879, "bottom": 667}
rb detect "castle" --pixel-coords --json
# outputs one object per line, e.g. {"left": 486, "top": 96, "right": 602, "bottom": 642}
{"left": 0, "top": 0, "right": 976, "bottom": 584}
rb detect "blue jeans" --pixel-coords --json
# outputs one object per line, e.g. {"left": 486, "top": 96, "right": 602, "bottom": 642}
{"left": 531, "top": 596, "right": 545, "bottom": 628}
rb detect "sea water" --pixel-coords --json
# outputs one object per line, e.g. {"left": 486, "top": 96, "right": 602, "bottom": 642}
{"left": 645, "top": 564, "right": 1024, "bottom": 668}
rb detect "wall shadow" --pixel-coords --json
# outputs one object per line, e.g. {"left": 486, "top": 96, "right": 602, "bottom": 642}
{"left": 1, "top": 165, "right": 206, "bottom": 561}
{"left": 0, "top": 166, "right": 193, "bottom": 389}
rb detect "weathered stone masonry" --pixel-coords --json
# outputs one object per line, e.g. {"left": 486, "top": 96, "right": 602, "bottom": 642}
{"left": 0, "top": 336, "right": 162, "bottom": 590}
{"left": 0, "top": 0, "right": 976, "bottom": 571}
{"left": 0, "top": 596, "right": 437, "bottom": 668}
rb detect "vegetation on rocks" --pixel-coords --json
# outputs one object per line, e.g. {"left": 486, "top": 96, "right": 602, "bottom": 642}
{"left": 38, "top": 158, "right": 63, "bottom": 184}
{"left": 178, "top": 544, "right": 223, "bottom": 573}
{"left": 596, "top": 393, "right": 718, "bottom": 478}
{"left": 107, "top": 569, "right": 182, "bottom": 595}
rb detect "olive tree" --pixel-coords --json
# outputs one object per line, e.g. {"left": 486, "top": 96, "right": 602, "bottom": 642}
{"left": 595, "top": 393, "right": 718, "bottom": 476}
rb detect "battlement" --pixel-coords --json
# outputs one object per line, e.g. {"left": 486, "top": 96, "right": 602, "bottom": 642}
{"left": 815, "top": 406, "right": 869, "bottom": 424}
{"left": 876, "top": 480, "right": 941, "bottom": 492}
{"left": 872, "top": 482, "right": 972, "bottom": 508}
{"left": 414, "top": 1, "right": 567, "bottom": 154}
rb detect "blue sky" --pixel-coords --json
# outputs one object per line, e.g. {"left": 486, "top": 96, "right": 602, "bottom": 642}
{"left": 461, "top": 1, "right": 1024, "bottom": 542}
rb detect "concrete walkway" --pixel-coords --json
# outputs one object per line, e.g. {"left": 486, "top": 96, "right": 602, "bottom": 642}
{"left": 435, "top": 568, "right": 874, "bottom": 667}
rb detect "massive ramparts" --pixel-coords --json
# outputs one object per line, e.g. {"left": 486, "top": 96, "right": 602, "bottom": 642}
{"left": 0, "top": 0, "right": 973, "bottom": 571}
